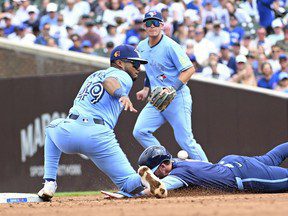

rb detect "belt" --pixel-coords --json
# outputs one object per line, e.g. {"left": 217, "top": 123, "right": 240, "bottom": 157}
{"left": 68, "top": 114, "right": 105, "bottom": 125}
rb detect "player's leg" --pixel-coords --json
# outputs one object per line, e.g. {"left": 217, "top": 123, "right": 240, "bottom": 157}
{"left": 163, "top": 88, "right": 208, "bottom": 161}
{"left": 237, "top": 158, "right": 288, "bottom": 193}
{"left": 253, "top": 142, "right": 288, "bottom": 166}
{"left": 84, "top": 126, "right": 165, "bottom": 196}
{"left": 133, "top": 103, "right": 166, "bottom": 148}
{"left": 38, "top": 125, "right": 62, "bottom": 200}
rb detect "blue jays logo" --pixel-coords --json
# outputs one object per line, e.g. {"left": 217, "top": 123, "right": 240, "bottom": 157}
{"left": 148, "top": 11, "right": 157, "bottom": 17}
{"left": 114, "top": 51, "right": 120, "bottom": 57}
{"left": 157, "top": 74, "right": 167, "bottom": 82}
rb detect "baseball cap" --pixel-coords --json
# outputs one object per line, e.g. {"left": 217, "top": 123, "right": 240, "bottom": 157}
{"left": 110, "top": 44, "right": 148, "bottom": 64}
{"left": 189, "top": 54, "right": 196, "bottom": 62}
{"left": 236, "top": 55, "right": 247, "bottom": 63}
{"left": 127, "top": 36, "right": 140, "bottom": 45}
{"left": 143, "top": 11, "right": 163, "bottom": 22}
{"left": 220, "top": 44, "right": 229, "bottom": 49}
{"left": 46, "top": 3, "right": 57, "bottom": 12}
{"left": 279, "top": 72, "right": 288, "bottom": 81}
{"left": 81, "top": 40, "right": 92, "bottom": 48}
{"left": 279, "top": 54, "right": 287, "bottom": 60}
{"left": 272, "top": 18, "right": 283, "bottom": 28}
{"left": 27, "top": 5, "right": 38, "bottom": 13}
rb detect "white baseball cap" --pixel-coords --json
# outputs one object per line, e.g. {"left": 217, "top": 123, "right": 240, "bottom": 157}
{"left": 279, "top": 72, "right": 288, "bottom": 81}
{"left": 236, "top": 55, "right": 247, "bottom": 63}
{"left": 46, "top": 3, "right": 58, "bottom": 12}
{"left": 272, "top": 18, "right": 283, "bottom": 28}
{"left": 27, "top": 5, "right": 38, "bottom": 13}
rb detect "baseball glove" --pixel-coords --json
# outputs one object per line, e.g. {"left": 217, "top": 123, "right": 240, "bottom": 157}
{"left": 148, "top": 86, "right": 177, "bottom": 112}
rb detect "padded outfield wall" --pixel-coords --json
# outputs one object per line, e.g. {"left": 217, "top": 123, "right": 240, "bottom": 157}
{"left": 0, "top": 39, "right": 287, "bottom": 193}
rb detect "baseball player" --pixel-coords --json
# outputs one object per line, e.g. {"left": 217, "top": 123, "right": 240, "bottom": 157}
{"left": 38, "top": 44, "right": 167, "bottom": 200}
{"left": 138, "top": 143, "right": 288, "bottom": 193}
{"left": 133, "top": 11, "right": 208, "bottom": 162}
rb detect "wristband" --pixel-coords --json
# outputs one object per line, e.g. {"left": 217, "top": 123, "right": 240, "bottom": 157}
{"left": 172, "top": 78, "right": 184, "bottom": 91}
{"left": 114, "top": 88, "right": 127, "bottom": 98}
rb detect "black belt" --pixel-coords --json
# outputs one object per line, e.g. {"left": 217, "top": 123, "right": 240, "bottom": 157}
{"left": 68, "top": 114, "right": 105, "bottom": 125}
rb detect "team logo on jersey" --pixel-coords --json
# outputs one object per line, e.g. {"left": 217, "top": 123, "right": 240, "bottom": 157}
{"left": 114, "top": 51, "right": 120, "bottom": 57}
{"left": 148, "top": 11, "right": 157, "bottom": 17}
{"left": 157, "top": 74, "right": 167, "bottom": 82}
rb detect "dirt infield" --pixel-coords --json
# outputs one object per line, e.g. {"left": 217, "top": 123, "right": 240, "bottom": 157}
{"left": 1, "top": 189, "right": 288, "bottom": 216}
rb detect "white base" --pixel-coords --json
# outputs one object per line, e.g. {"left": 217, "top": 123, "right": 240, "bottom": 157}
{"left": 0, "top": 193, "right": 44, "bottom": 204}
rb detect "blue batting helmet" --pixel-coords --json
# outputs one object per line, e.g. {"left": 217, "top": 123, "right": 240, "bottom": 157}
{"left": 138, "top": 146, "right": 172, "bottom": 172}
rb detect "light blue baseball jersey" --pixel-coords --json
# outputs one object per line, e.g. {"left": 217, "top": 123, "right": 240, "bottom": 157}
{"left": 69, "top": 67, "right": 133, "bottom": 129}
{"left": 137, "top": 35, "right": 193, "bottom": 90}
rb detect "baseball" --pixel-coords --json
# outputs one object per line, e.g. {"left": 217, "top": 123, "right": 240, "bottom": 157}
{"left": 177, "top": 150, "right": 188, "bottom": 160}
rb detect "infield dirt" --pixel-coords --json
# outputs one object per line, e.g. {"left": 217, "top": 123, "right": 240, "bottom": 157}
{"left": 1, "top": 189, "right": 287, "bottom": 216}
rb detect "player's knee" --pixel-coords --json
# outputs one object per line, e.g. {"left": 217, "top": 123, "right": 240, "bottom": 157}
{"left": 133, "top": 127, "right": 143, "bottom": 140}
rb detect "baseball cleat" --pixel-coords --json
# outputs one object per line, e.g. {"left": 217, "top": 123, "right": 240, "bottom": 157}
{"left": 38, "top": 181, "right": 57, "bottom": 201}
{"left": 138, "top": 166, "right": 167, "bottom": 198}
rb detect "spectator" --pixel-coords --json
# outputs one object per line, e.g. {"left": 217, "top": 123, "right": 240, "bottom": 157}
{"left": 127, "top": 35, "right": 139, "bottom": 47}
{"left": 205, "top": 20, "right": 230, "bottom": 51}
{"left": 201, "top": 52, "right": 231, "bottom": 80}
{"left": 201, "top": 0, "right": 217, "bottom": 27}
{"left": 82, "top": 21, "right": 102, "bottom": 49}
{"left": 102, "top": 0, "right": 125, "bottom": 26}
{"left": 230, "top": 63, "right": 257, "bottom": 86}
{"left": 225, "top": 1, "right": 252, "bottom": 24}
{"left": 61, "top": 0, "right": 80, "bottom": 27}
{"left": 267, "top": 18, "right": 284, "bottom": 45}
{"left": 275, "top": 25, "right": 288, "bottom": 52}
{"left": 14, "top": 0, "right": 31, "bottom": 23}
{"left": 275, "top": 72, "right": 288, "bottom": 93}
{"left": 257, "top": 62, "right": 276, "bottom": 89}
{"left": 227, "top": 14, "right": 245, "bottom": 44}
{"left": 193, "top": 26, "right": 217, "bottom": 66}
{"left": 35, "top": 23, "right": 57, "bottom": 46}
{"left": 39, "top": 2, "right": 58, "bottom": 30}
{"left": 68, "top": 33, "right": 82, "bottom": 52}
{"left": 268, "top": 45, "right": 282, "bottom": 73}
{"left": 93, "top": 41, "right": 114, "bottom": 57}
{"left": 2, "top": 13, "right": 16, "bottom": 36}
{"left": 125, "top": 18, "right": 142, "bottom": 44}
{"left": 215, "top": 0, "right": 230, "bottom": 28}
{"left": 250, "top": 27, "right": 271, "bottom": 55}
{"left": 23, "top": 5, "right": 39, "bottom": 30}
{"left": 103, "top": 24, "right": 125, "bottom": 47}
{"left": 74, "top": 0, "right": 91, "bottom": 19}
{"left": 81, "top": 40, "right": 94, "bottom": 54}
{"left": 7, "top": 24, "right": 35, "bottom": 43}
{"left": 37, "top": 0, "right": 50, "bottom": 21}
{"left": 239, "top": 0, "right": 259, "bottom": 23}
{"left": 219, "top": 44, "right": 237, "bottom": 75}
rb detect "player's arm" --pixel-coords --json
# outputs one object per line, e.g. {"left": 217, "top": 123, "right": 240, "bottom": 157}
{"left": 102, "top": 77, "right": 137, "bottom": 113}
{"left": 136, "top": 75, "right": 150, "bottom": 101}
{"left": 173, "top": 66, "right": 195, "bottom": 90}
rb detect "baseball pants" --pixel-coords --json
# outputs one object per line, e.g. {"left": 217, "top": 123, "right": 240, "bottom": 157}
{"left": 219, "top": 142, "right": 288, "bottom": 193}
{"left": 43, "top": 117, "right": 143, "bottom": 194}
{"left": 133, "top": 86, "right": 208, "bottom": 162}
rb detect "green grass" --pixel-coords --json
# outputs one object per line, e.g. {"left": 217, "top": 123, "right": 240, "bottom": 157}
{"left": 55, "top": 191, "right": 102, "bottom": 197}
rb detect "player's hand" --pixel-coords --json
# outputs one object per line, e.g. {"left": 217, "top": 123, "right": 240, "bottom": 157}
{"left": 160, "top": 87, "right": 175, "bottom": 96}
{"left": 136, "top": 87, "right": 150, "bottom": 101}
{"left": 119, "top": 96, "right": 138, "bottom": 113}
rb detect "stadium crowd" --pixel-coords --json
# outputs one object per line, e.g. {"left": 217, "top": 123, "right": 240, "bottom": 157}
{"left": 0, "top": 0, "right": 288, "bottom": 93}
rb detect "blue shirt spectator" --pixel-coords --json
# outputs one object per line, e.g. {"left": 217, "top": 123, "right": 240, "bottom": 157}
{"left": 256, "top": 0, "right": 275, "bottom": 28}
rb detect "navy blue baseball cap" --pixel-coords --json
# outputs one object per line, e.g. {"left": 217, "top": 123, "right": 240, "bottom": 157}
{"left": 279, "top": 54, "right": 287, "bottom": 60}
{"left": 110, "top": 44, "right": 148, "bottom": 64}
{"left": 143, "top": 11, "right": 163, "bottom": 22}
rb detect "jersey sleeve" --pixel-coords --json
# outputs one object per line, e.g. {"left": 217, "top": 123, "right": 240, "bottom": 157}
{"left": 168, "top": 42, "right": 193, "bottom": 72}
{"left": 106, "top": 69, "right": 133, "bottom": 95}
{"left": 161, "top": 175, "right": 187, "bottom": 191}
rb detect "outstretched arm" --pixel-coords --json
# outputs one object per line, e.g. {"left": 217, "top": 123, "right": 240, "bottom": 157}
{"left": 103, "top": 77, "right": 137, "bottom": 113}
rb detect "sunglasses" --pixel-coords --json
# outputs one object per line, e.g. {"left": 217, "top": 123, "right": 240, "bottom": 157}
{"left": 145, "top": 20, "right": 161, "bottom": 28}
{"left": 122, "top": 59, "right": 141, "bottom": 69}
